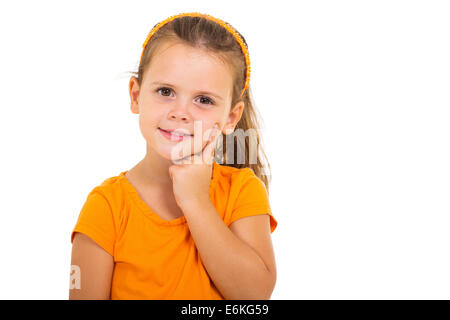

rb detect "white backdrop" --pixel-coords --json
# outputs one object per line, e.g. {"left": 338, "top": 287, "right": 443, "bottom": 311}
{"left": 0, "top": 0, "right": 449, "bottom": 299}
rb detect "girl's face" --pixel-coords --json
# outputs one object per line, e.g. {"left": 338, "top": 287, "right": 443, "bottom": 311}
{"left": 129, "top": 40, "right": 244, "bottom": 161}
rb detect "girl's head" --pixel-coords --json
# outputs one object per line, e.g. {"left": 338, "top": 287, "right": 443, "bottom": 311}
{"left": 129, "top": 13, "right": 271, "bottom": 191}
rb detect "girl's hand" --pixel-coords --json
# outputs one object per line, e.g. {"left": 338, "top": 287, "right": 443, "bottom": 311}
{"left": 168, "top": 124, "right": 221, "bottom": 211}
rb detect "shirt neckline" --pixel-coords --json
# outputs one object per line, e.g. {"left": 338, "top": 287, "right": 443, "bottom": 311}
{"left": 119, "top": 160, "right": 220, "bottom": 226}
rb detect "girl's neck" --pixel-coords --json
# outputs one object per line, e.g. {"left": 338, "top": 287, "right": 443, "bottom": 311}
{"left": 129, "top": 143, "right": 215, "bottom": 190}
{"left": 133, "top": 146, "right": 174, "bottom": 190}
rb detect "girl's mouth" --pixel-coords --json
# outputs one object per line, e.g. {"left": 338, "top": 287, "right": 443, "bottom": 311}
{"left": 158, "top": 128, "right": 192, "bottom": 141}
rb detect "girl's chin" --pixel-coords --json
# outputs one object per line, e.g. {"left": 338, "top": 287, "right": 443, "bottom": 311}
{"left": 149, "top": 135, "right": 202, "bottom": 161}
{"left": 154, "top": 144, "right": 193, "bottom": 162}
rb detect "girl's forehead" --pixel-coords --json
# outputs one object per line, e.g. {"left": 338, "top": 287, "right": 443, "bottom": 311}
{"left": 145, "top": 41, "right": 233, "bottom": 94}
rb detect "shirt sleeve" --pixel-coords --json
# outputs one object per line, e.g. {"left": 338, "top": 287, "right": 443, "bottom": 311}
{"left": 71, "top": 188, "right": 116, "bottom": 256}
{"left": 229, "top": 170, "right": 278, "bottom": 233}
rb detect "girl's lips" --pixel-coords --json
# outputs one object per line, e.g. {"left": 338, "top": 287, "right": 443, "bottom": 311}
{"left": 158, "top": 128, "right": 192, "bottom": 141}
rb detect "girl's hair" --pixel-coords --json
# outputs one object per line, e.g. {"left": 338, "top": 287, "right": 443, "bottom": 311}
{"left": 130, "top": 15, "right": 272, "bottom": 193}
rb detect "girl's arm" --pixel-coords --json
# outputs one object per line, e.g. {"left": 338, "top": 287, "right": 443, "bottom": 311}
{"left": 182, "top": 200, "right": 277, "bottom": 300}
{"left": 69, "top": 232, "right": 114, "bottom": 300}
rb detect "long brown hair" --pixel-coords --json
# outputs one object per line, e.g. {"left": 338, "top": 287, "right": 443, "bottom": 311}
{"left": 130, "top": 15, "right": 272, "bottom": 193}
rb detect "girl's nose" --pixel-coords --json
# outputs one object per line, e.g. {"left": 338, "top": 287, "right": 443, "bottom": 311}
{"left": 169, "top": 113, "right": 189, "bottom": 122}
{"left": 168, "top": 101, "right": 191, "bottom": 122}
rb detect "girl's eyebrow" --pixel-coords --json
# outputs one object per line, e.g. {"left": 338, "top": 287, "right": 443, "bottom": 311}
{"left": 151, "top": 81, "right": 224, "bottom": 101}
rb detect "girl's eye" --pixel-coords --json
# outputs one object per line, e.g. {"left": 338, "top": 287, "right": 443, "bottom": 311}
{"left": 196, "top": 96, "right": 214, "bottom": 105}
{"left": 156, "top": 87, "right": 173, "bottom": 97}
{"left": 156, "top": 87, "right": 214, "bottom": 105}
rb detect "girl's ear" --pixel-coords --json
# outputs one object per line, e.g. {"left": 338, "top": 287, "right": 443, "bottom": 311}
{"left": 223, "top": 101, "right": 245, "bottom": 134}
{"left": 129, "top": 76, "right": 140, "bottom": 114}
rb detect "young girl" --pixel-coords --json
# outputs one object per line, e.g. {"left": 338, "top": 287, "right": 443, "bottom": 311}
{"left": 69, "top": 12, "right": 278, "bottom": 300}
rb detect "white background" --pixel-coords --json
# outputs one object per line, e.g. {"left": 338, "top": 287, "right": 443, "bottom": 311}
{"left": 0, "top": 0, "right": 449, "bottom": 299}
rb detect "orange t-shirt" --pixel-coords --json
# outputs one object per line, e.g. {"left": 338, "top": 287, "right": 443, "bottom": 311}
{"left": 71, "top": 161, "right": 278, "bottom": 300}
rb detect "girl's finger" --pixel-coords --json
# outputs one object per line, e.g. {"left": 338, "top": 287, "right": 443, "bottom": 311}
{"left": 202, "top": 124, "right": 221, "bottom": 164}
{"left": 174, "top": 124, "right": 221, "bottom": 165}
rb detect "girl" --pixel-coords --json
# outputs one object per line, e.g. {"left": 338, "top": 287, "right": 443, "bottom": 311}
{"left": 69, "top": 12, "right": 278, "bottom": 300}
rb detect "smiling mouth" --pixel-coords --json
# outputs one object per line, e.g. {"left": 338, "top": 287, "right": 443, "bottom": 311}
{"left": 158, "top": 128, "right": 194, "bottom": 141}
{"left": 158, "top": 128, "right": 193, "bottom": 137}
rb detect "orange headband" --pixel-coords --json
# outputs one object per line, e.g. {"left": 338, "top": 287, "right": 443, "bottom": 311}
{"left": 140, "top": 12, "right": 251, "bottom": 98}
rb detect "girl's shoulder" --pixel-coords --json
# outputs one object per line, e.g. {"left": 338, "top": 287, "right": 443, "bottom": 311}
{"left": 213, "top": 161, "right": 255, "bottom": 182}
{"left": 83, "top": 171, "right": 130, "bottom": 209}
{"left": 215, "top": 162, "right": 277, "bottom": 233}
{"left": 213, "top": 161, "right": 263, "bottom": 192}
